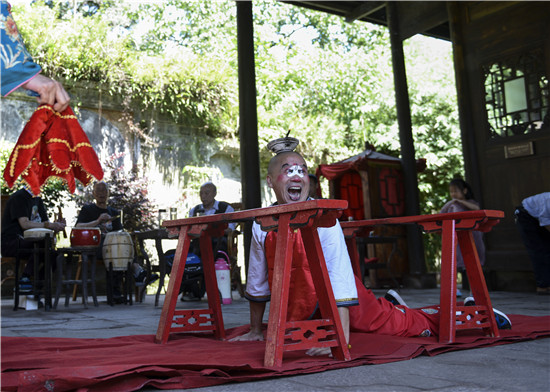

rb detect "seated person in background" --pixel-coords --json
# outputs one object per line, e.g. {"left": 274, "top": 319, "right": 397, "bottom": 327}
{"left": 76, "top": 181, "right": 157, "bottom": 302}
{"left": 189, "top": 181, "right": 236, "bottom": 254}
{"left": 1, "top": 187, "right": 65, "bottom": 293}
{"left": 515, "top": 192, "right": 550, "bottom": 295}
{"left": 184, "top": 182, "right": 235, "bottom": 301}
{"left": 231, "top": 149, "right": 511, "bottom": 356}
{"left": 308, "top": 173, "right": 319, "bottom": 199}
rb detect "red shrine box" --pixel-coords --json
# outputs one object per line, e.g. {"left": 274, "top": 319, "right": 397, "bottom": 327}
{"left": 316, "top": 144, "right": 426, "bottom": 287}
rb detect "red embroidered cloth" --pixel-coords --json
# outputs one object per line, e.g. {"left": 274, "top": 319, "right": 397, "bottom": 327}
{"left": 1, "top": 315, "right": 549, "bottom": 391}
{"left": 3, "top": 105, "right": 103, "bottom": 195}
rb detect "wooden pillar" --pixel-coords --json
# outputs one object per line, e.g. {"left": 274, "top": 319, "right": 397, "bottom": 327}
{"left": 446, "top": 2, "right": 483, "bottom": 205}
{"left": 237, "top": 1, "right": 261, "bottom": 274}
{"left": 386, "top": 2, "right": 426, "bottom": 276}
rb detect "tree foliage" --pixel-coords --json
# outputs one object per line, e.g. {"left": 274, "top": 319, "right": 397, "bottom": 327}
{"left": 10, "top": 0, "right": 463, "bottom": 271}
{"left": 15, "top": 0, "right": 236, "bottom": 133}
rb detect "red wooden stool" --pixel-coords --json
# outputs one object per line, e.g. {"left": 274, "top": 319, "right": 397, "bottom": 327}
{"left": 154, "top": 200, "right": 351, "bottom": 368}
{"left": 342, "top": 210, "right": 504, "bottom": 343}
{"left": 155, "top": 221, "right": 227, "bottom": 343}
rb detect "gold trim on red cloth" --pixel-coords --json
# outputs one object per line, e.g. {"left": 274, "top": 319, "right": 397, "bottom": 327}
{"left": 3, "top": 104, "right": 103, "bottom": 195}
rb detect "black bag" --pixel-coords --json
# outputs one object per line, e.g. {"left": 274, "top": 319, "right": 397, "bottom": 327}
{"left": 164, "top": 250, "right": 205, "bottom": 299}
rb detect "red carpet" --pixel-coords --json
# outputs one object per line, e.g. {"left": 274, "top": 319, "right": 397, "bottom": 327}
{"left": 2, "top": 314, "right": 549, "bottom": 392}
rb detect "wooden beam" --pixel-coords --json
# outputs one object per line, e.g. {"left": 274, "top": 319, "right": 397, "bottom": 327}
{"left": 397, "top": 1, "right": 448, "bottom": 40}
{"left": 285, "top": 1, "right": 350, "bottom": 15}
{"left": 345, "top": 1, "right": 386, "bottom": 23}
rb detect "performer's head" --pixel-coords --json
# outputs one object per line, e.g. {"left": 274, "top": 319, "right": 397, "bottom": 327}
{"left": 267, "top": 151, "right": 310, "bottom": 205}
{"left": 93, "top": 181, "right": 109, "bottom": 208}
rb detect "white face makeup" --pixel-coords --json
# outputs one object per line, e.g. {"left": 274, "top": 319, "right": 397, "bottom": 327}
{"left": 267, "top": 153, "right": 310, "bottom": 205}
{"left": 285, "top": 164, "right": 305, "bottom": 178}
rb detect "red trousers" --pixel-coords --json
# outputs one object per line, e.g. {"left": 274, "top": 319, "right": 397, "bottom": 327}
{"left": 350, "top": 277, "right": 440, "bottom": 337}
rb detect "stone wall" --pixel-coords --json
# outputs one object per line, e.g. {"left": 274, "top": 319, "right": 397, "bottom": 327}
{"left": 0, "top": 85, "right": 277, "bottom": 220}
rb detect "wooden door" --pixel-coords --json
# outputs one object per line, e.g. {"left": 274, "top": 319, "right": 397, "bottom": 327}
{"left": 451, "top": 2, "right": 550, "bottom": 290}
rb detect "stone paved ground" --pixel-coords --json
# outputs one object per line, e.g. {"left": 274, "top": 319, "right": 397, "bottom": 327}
{"left": 2, "top": 288, "right": 550, "bottom": 391}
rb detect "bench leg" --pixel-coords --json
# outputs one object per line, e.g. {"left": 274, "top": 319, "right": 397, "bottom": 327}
{"left": 65, "top": 254, "right": 74, "bottom": 307}
{"left": 153, "top": 237, "right": 164, "bottom": 307}
{"left": 127, "top": 262, "right": 133, "bottom": 306}
{"left": 302, "top": 226, "right": 350, "bottom": 362}
{"left": 155, "top": 227, "right": 191, "bottom": 344}
{"left": 90, "top": 255, "right": 99, "bottom": 307}
{"left": 81, "top": 254, "right": 89, "bottom": 309}
{"left": 458, "top": 231, "right": 499, "bottom": 338}
{"left": 264, "top": 214, "right": 294, "bottom": 368}
{"left": 439, "top": 219, "right": 458, "bottom": 343}
{"left": 54, "top": 253, "right": 64, "bottom": 309}
{"left": 71, "top": 257, "right": 81, "bottom": 302}
{"left": 106, "top": 263, "right": 114, "bottom": 306}
{"left": 13, "top": 252, "right": 21, "bottom": 311}
{"left": 200, "top": 234, "right": 225, "bottom": 340}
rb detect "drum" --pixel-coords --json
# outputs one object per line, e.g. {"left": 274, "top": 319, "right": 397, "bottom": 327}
{"left": 102, "top": 231, "right": 134, "bottom": 270}
{"left": 70, "top": 227, "right": 101, "bottom": 247}
{"left": 23, "top": 228, "right": 54, "bottom": 239}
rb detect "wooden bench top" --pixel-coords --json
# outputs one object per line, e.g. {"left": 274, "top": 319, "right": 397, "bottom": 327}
{"left": 341, "top": 209, "right": 505, "bottom": 234}
{"left": 161, "top": 199, "right": 349, "bottom": 233}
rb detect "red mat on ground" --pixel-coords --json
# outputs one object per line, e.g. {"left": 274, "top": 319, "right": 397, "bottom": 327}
{"left": 2, "top": 315, "right": 549, "bottom": 392}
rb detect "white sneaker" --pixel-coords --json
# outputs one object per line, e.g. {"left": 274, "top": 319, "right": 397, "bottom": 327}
{"left": 384, "top": 289, "right": 408, "bottom": 307}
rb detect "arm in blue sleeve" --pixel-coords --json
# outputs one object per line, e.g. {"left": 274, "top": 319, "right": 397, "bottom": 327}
{"left": 1, "top": 1, "right": 42, "bottom": 96}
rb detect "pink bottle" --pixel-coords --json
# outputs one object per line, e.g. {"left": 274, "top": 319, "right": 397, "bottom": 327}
{"left": 215, "top": 253, "right": 232, "bottom": 304}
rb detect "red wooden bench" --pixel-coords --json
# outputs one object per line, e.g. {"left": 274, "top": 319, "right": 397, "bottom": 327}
{"left": 155, "top": 199, "right": 351, "bottom": 368}
{"left": 341, "top": 209, "right": 505, "bottom": 343}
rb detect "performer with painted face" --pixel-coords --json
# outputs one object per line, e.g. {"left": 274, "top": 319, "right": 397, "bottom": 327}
{"left": 231, "top": 137, "right": 512, "bottom": 356}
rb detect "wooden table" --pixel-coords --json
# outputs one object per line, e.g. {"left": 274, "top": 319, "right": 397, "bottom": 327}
{"left": 341, "top": 209, "right": 505, "bottom": 343}
{"left": 155, "top": 199, "right": 351, "bottom": 368}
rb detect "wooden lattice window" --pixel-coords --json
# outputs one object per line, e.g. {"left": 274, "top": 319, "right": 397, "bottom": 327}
{"left": 483, "top": 48, "right": 549, "bottom": 138}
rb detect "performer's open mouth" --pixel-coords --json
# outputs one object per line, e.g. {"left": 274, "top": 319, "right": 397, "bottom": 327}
{"left": 288, "top": 186, "right": 302, "bottom": 201}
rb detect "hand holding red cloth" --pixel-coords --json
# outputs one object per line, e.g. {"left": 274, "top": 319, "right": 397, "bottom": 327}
{"left": 3, "top": 104, "right": 103, "bottom": 195}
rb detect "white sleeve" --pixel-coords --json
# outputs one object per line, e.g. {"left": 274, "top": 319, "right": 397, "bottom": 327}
{"left": 318, "top": 221, "right": 358, "bottom": 305}
{"left": 244, "top": 222, "right": 271, "bottom": 302}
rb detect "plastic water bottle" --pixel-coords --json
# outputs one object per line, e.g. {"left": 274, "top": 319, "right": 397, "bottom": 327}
{"left": 214, "top": 254, "right": 232, "bottom": 304}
